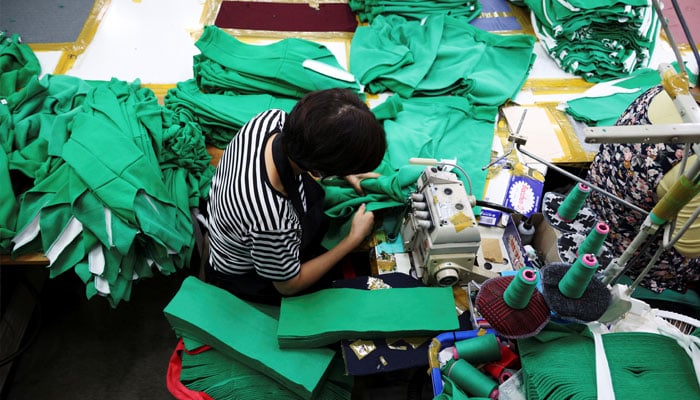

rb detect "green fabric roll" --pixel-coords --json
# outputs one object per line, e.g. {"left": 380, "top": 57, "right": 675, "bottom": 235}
{"left": 277, "top": 286, "right": 460, "bottom": 348}
{"left": 164, "top": 277, "right": 336, "bottom": 400}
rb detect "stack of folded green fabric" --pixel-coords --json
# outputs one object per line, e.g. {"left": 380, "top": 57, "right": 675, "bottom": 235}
{"left": 164, "top": 277, "right": 336, "bottom": 399}
{"left": 524, "top": 0, "right": 661, "bottom": 82}
{"left": 277, "top": 286, "right": 460, "bottom": 348}
{"left": 349, "top": 0, "right": 481, "bottom": 23}
{"left": 517, "top": 323, "right": 700, "bottom": 399}
{"left": 179, "top": 337, "right": 353, "bottom": 400}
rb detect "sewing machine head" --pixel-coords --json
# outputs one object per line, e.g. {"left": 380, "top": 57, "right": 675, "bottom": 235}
{"left": 401, "top": 166, "right": 487, "bottom": 286}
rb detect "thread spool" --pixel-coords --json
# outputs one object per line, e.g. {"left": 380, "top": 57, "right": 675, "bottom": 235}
{"left": 518, "top": 219, "right": 535, "bottom": 246}
{"left": 558, "top": 254, "right": 598, "bottom": 299}
{"left": 556, "top": 183, "right": 591, "bottom": 222}
{"left": 452, "top": 333, "right": 501, "bottom": 364}
{"left": 442, "top": 358, "right": 498, "bottom": 399}
{"left": 503, "top": 268, "right": 539, "bottom": 310}
{"left": 577, "top": 222, "right": 609, "bottom": 257}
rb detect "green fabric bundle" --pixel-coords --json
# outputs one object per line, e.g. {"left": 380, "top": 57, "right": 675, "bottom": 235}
{"left": 277, "top": 286, "right": 460, "bottom": 348}
{"left": 524, "top": 0, "right": 661, "bottom": 82}
{"left": 518, "top": 323, "right": 700, "bottom": 399}
{"left": 179, "top": 340, "right": 353, "bottom": 400}
{"left": 164, "top": 277, "right": 336, "bottom": 400}
{"left": 349, "top": 0, "right": 481, "bottom": 24}
{"left": 350, "top": 14, "right": 535, "bottom": 105}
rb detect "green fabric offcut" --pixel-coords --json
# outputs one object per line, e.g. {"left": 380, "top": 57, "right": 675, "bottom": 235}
{"left": 164, "top": 276, "right": 336, "bottom": 400}
{"left": 277, "top": 286, "right": 460, "bottom": 348}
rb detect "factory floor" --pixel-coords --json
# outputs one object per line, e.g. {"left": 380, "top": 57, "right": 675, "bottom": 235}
{"left": 1, "top": 265, "right": 434, "bottom": 400}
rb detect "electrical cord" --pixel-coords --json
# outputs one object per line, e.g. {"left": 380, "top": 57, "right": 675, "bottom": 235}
{"left": 475, "top": 200, "right": 524, "bottom": 220}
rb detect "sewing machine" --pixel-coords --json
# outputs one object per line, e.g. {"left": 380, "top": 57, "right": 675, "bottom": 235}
{"left": 400, "top": 165, "right": 488, "bottom": 286}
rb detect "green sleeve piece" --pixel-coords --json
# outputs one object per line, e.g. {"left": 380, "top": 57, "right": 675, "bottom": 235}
{"left": 277, "top": 286, "right": 460, "bottom": 348}
{"left": 164, "top": 277, "right": 335, "bottom": 400}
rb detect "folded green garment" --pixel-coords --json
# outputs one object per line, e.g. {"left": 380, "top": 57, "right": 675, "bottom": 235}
{"left": 164, "top": 277, "right": 336, "bottom": 399}
{"left": 277, "top": 286, "right": 460, "bottom": 348}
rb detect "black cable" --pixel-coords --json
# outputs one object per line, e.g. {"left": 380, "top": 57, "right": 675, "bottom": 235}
{"left": 669, "top": 0, "right": 700, "bottom": 86}
{"left": 0, "top": 274, "right": 43, "bottom": 367}
{"left": 475, "top": 200, "right": 524, "bottom": 220}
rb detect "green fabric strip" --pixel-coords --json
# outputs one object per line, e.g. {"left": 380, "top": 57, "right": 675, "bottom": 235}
{"left": 164, "top": 277, "right": 335, "bottom": 400}
{"left": 277, "top": 286, "right": 460, "bottom": 348}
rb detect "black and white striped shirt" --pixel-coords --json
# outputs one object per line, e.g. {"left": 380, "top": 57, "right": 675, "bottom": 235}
{"left": 207, "top": 109, "right": 304, "bottom": 281}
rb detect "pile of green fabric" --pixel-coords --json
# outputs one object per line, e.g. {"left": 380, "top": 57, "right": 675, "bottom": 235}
{"left": 524, "top": 0, "right": 661, "bottom": 82}
{"left": 349, "top": 0, "right": 481, "bottom": 24}
{"left": 164, "top": 277, "right": 340, "bottom": 400}
{"left": 349, "top": 14, "right": 536, "bottom": 104}
{"left": 517, "top": 322, "right": 700, "bottom": 399}
{"left": 1, "top": 34, "right": 214, "bottom": 306}
{"left": 165, "top": 25, "right": 364, "bottom": 149}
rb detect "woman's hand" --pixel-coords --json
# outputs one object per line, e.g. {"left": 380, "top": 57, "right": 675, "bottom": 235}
{"left": 344, "top": 172, "right": 380, "bottom": 195}
{"left": 348, "top": 203, "right": 375, "bottom": 245}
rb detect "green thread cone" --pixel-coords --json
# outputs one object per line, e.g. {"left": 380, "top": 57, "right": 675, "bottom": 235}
{"left": 559, "top": 254, "right": 598, "bottom": 299}
{"left": 578, "top": 222, "right": 609, "bottom": 257}
{"left": 503, "top": 268, "right": 539, "bottom": 310}
{"left": 557, "top": 183, "right": 591, "bottom": 221}
{"left": 453, "top": 333, "right": 501, "bottom": 364}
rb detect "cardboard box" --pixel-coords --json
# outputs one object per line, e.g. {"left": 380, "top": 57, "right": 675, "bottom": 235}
{"left": 480, "top": 168, "right": 544, "bottom": 227}
{"left": 513, "top": 213, "right": 563, "bottom": 265}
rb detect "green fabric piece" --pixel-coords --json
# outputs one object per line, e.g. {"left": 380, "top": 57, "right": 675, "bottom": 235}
{"left": 194, "top": 25, "right": 361, "bottom": 98}
{"left": 180, "top": 342, "right": 353, "bottom": 400}
{"left": 517, "top": 323, "right": 700, "bottom": 399}
{"left": 564, "top": 64, "right": 698, "bottom": 126}
{"left": 164, "top": 276, "right": 336, "bottom": 400}
{"left": 277, "top": 286, "right": 460, "bottom": 348}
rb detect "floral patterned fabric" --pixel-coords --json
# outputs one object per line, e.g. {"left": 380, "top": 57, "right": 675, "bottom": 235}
{"left": 585, "top": 85, "right": 699, "bottom": 293}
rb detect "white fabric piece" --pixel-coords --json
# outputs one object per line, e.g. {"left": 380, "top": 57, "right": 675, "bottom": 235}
{"left": 88, "top": 244, "right": 105, "bottom": 275}
{"left": 45, "top": 217, "right": 83, "bottom": 265}
{"left": 588, "top": 322, "right": 616, "bottom": 400}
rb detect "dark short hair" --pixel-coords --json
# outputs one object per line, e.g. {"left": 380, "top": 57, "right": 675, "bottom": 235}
{"left": 281, "top": 88, "right": 386, "bottom": 177}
